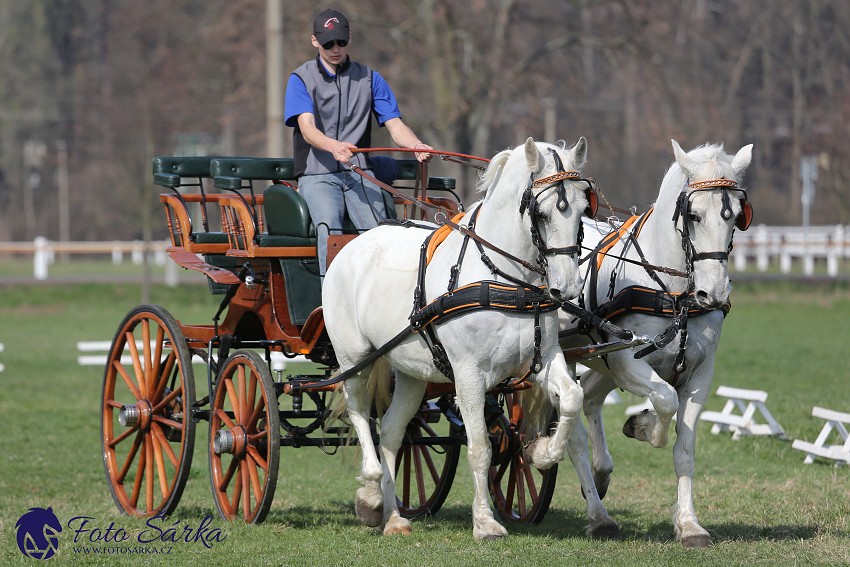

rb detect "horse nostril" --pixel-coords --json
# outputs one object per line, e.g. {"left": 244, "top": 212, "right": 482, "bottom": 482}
{"left": 549, "top": 288, "right": 562, "bottom": 301}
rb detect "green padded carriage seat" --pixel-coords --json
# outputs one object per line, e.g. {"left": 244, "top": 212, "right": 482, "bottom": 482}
{"left": 153, "top": 155, "right": 232, "bottom": 246}
{"left": 261, "top": 184, "right": 321, "bottom": 326}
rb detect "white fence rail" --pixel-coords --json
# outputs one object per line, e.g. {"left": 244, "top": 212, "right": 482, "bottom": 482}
{"left": 1, "top": 225, "right": 848, "bottom": 283}
{"left": 0, "top": 237, "right": 179, "bottom": 284}
{"left": 730, "top": 225, "right": 849, "bottom": 277}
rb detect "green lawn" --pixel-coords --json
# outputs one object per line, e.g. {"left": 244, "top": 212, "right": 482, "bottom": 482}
{"left": 0, "top": 281, "right": 848, "bottom": 566}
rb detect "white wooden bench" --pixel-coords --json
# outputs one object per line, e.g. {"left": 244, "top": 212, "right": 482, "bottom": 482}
{"left": 699, "top": 385, "right": 786, "bottom": 440}
{"left": 791, "top": 406, "right": 850, "bottom": 465}
{"left": 76, "top": 340, "right": 309, "bottom": 371}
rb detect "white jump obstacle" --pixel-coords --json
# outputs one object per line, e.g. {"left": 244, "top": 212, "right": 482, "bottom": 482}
{"left": 699, "top": 385, "right": 786, "bottom": 440}
{"left": 792, "top": 406, "right": 850, "bottom": 465}
{"left": 76, "top": 341, "right": 309, "bottom": 372}
{"left": 0, "top": 342, "right": 5, "bottom": 373}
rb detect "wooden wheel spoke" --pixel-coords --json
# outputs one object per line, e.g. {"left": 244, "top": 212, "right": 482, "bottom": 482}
{"left": 219, "top": 455, "right": 239, "bottom": 493}
{"left": 151, "top": 384, "right": 182, "bottom": 414}
{"left": 150, "top": 326, "right": 165, "bottom": 395}
{"left": 224, "top": 379, "right": 241, "bottom": 423}
{"left": 512, "top": 461, "right": 527, "bottom": 515}
{"left": 401, "top": 445, "right": 411, "bottom": 505}
{"left": 151, "top": 423, "right": 179, "bottom": 467}
{"left": 152, "top": 414, "right": 183, "bottom": 431}
{"left": 230, "top": 461, "right": 243, "bottom": 515}
{"left": 521, "top": 463, "right": 539, "bottom": 502}
{"left": 130, "top": 436, "right": 147, "bottom": 508}
{"left": 106, "top": 399, "right": 123, "bottom": 409}
{"left": 238, "top": 366, "right": 248, "bottom": 425}
{"left": 491, "top": 453, "right": 510, "bottom": 485}
{"left": 246, "top": 444, "right": 268, "bottom": 471}
{"left": 505, "top": 460, "right": 517, "bottom": 511}
{"left": 117, "top": 431, "right": 143, "bottom": 482}
{"left": 247, "top": 372, "right": 257, "bottom": 426}
{"left": 215, "top": 408, "right": 237, "bottom": 431}
{"left": 145, "top": 435, "right": 155, "bottom": 511}
{"left": 246, "top": 396, "right": 266, "bottom": 432}
{"left": 110, "top": 424, "right": 139, "bottom": 449}
{"left": 142, "top": 321, "right": 153, "bottom": 396}
{"left": 412, "top": 445, "right": 427, "bottom": 505}
{"left": 114, "top": 361, "right": 142, "bottom": 401}
{"left": 150, "top": 428, "right": 168, "bottom": 498}
{"left": 126, "top": 331, "right": 146, "bottom": 399}
{"left": 152, "top": 351, "right": 177, "bottom": 404}
{"left": 246, "top": 453, "right": 263, "bottom": 504}
{"left": 240, "top": 461, "right": 252, "bottom": 518}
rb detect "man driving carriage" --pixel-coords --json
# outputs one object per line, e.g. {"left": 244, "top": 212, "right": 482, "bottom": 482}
{"left": 284, "top": 8, "right": 433, "bottom": 277}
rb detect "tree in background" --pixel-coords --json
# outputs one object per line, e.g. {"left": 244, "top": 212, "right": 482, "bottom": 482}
{"left": 0, "top": 0, "right": 848, "bottom": 244}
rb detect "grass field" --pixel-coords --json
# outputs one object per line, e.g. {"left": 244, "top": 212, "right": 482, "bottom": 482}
{"left": 0, "top": 280, "right": 848, "bottom": 566}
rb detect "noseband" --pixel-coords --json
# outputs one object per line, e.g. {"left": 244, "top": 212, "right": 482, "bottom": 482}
{"left": 519, "top": 149, "right": 598, "bottom": 268}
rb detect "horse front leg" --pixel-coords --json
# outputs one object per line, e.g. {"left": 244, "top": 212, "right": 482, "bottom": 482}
{"left": 342, "top": 371, "right": 384, "bottom": 527}
{"left": 523, "top": 355, "right": 583, "bottom": 469}
{"left": 672, "top": 372, "right": 713, "bottom": 547}
{"left": 580, "top": 369, "right": 617, "bottom": 499}
{"left": 454, "top": 384, "right": 508, "bottom": 541}
{"left": 565, "top": 416, "right": 620, "bottom": 538}
{"left": 376, "top": 373, "right": 427, "bottom": 536}
{"left": 615, "top": 361, "right": 678, "bottom": 448}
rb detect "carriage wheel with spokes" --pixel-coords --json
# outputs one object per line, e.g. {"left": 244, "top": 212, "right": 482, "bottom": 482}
{"left": 209, "top": 350, "right": 280, "bottom": 524}
{"left": 395, "top": 400, "right": 461, "bottom": 520}
{"left": 101, "top": 305, "right": 196, "bottom": 518}
{"left": 488, "top": 391, "right": 557, "bottom": 525}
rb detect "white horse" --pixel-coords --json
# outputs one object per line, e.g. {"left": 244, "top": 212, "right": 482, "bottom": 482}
{"left": 323, "top": 138, "right": 600, "bottom": 541}
{"left": 560, "top": 139, "right": 754, "bottom": 547}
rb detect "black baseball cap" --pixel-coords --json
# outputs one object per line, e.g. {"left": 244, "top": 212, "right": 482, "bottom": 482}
{"left": 313, "top": 9, "right": 350, "bottom": 43}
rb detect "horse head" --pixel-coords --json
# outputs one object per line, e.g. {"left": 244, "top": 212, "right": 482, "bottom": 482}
{"left": 480, "top": 137, "right": 592, "bottom": 302}
{"left": 670, "top": 139, "right": 754, "bottom": 309}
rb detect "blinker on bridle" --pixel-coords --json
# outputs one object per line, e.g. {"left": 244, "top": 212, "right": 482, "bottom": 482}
{"left": 519, "top": 149, "right": 599, "bottom": 262}
{"left": 678, "top": 178, "right": 753, "bottom": 231}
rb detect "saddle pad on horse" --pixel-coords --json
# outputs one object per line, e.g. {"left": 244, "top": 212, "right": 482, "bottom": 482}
{"left": 426, "top": 213, "right": 465, "bottom": 264}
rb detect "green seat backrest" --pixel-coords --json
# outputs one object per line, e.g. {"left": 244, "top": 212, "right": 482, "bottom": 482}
{"left": 211, "top": 158, "right": 296, "bottom": 190}
{"left": 263, "top": 184, "right": 314, "bottom": 238}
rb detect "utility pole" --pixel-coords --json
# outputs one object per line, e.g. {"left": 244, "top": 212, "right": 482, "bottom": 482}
{"left": 266, "top": 0, "right": 285, "bottom": 157}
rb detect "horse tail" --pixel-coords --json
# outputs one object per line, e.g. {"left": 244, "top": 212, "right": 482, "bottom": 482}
{"left": 324, "top": 357, "right": 394, "bottom": 432}
{"left": 518, "top": 383, "right": 555, "bottom": 438}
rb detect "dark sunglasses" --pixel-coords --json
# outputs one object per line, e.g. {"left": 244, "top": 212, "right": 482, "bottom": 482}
{"left": 321, "top": 39, "right": 348, "bottom": 50}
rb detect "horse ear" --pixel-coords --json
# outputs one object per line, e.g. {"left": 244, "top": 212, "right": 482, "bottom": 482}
{"left": 671, "top": 139, "right": 697, "bottom": 177}
{"left": 731, "top": 144, "right": 754, "bottom": 176}
{"left": 570, "top": 136, "right": 588, "bottom": 170}
{"left": 524, "top": 137, "right": 543, "bottom": 173}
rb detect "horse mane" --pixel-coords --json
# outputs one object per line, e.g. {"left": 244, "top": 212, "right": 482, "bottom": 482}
{"left": 475, "top": 140, "right": 572, "bottom": 195}
{"left": 476, "top": 148, "right": 512, "bottom": 194}
{"left": 658, "top": 143, "right": 732, "bottom": 205}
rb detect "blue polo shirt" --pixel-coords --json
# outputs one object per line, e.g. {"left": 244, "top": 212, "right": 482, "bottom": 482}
{"left": 284, "top": 69, "right": 402, "bottom": 128}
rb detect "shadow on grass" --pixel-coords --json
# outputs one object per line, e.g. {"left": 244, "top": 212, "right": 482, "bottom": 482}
{"left": 173, "top": 502, "right": 837, "bottom": 544}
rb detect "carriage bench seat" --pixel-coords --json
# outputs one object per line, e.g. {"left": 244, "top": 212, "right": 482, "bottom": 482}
{"left": 154, "top": 156, "right": 239, "bottom": 252}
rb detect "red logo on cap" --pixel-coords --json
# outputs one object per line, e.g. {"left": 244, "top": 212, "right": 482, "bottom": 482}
{"left": 324, "top": 17, "right": 339, "bottom": 30}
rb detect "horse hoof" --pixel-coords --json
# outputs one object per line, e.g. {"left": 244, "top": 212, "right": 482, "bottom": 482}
{"left": 622, "top": 409, "right": 648, "bottom": 439}
{"left": 355, "top": 499, "right": 383, "bottom": 528}
{"left": 384, "top": 524, "right": 413, "bottom": 536}
{"left": 588, "top": 522, "right": 620, "bottom": 540}
{"left": 681, "top": 534, "right": 713, "bottom": 548}
{"left": 480, "top": 533, "right": 507, "bottom": 541}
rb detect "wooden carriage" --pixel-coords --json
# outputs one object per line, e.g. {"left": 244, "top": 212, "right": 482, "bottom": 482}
{"left": 100, "top": 154, "right": 556, "bottom": 525}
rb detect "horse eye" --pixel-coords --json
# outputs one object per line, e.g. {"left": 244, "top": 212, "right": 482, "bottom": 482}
{"left": 535, "top": 211, "right": 548, "bottom": 222}
{"left": 688, "top": 212, "right": 701, "bottom": 223}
